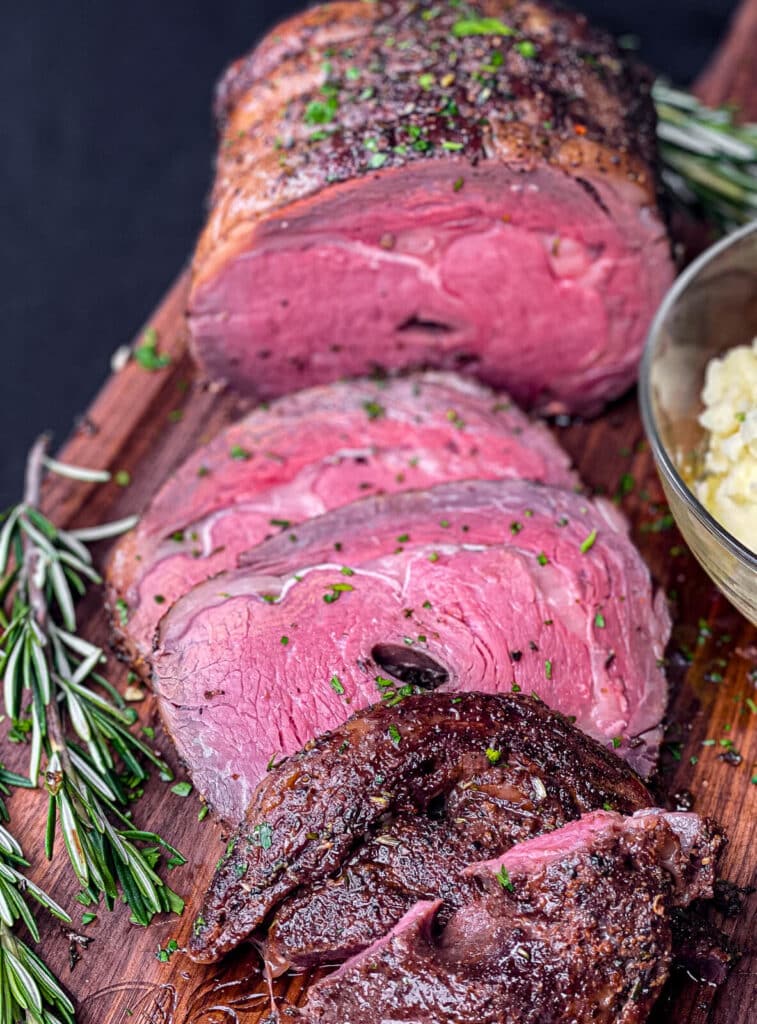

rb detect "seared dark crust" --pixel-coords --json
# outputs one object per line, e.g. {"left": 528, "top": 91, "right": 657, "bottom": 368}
{"left": 195, "top": 0, "right": 662, "bottom": 279}
{"left": 264, "top": 749, "right": 639, "bottom": 973}
{"left": 188, "top": 692, "right": 650, "bottom": 963}
{"left": 304, "top": 812, "right": 726, "bottom": 1024}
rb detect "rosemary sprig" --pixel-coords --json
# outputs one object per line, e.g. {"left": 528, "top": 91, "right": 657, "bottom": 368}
{"left": 0, "top": 437, "right": 186, "bottom": 930}
{"left": 654, "top": 82, "right": 757, "bottom": 230}
{"left": 0, "top": 764, "right": 75, "bottom": 1024}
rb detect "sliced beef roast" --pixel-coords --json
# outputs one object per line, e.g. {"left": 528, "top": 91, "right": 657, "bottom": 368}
{"left": 303, "top": 809, "right": 725, "bottom": 1024}
{"left": 154, "top": 479, "right": 669, "bottom": 821}
{"left": 189, "top": 0, "right": 674, "bottom": 414}
{"left": 189, "top": 692, "right": 651, "bottom": 964}
{"left": 108, "top": 372, "right": 575, "bottom": 665}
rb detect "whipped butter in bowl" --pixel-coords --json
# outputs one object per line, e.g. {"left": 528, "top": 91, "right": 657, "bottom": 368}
{"left": 696, "top": 339, "right": 757, "bottom": 554}
{"left": 640, "top": 220, "right": 757, "bottom": 625}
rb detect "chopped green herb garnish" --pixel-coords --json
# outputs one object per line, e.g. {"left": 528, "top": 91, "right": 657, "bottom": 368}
{"left": 363, "top": 400, "right": 385, "bottom": 420}
{"left": 618, "top": 473, "right": 635, "bottom": 496}
{"left": 229, "top": 445, "right": 251, "bottom": 461}
{"left": 114, "top": 470, "right": 131, "bottom": 487}
{"left": 270, "top": 518, "right": 291, "bottom": 528}
{"left": 516, "top": 40, "right": 537, "bottom": 58}
{"left": 280, "top": 635, "right": 289, "bottom": 646}
{"left": 330, "top": 675, "right": 345, "bottom": 695}
{"left": 134, "top": 327, "right": 171, "bottom": 371}
{"left": 640, "top": 513, "right": 675, "bottom": 534}
{"left": 485, "top": 748, "right": 502, "bottom": 764}
{"left": 594, "top": 611, "right": 606, "bottom": 629}
{"left": 495, "top": 864, "right": 514, "bottom": 890}
{"left": 418, "top": 72, "right": 435, "bottom": 90}
{"left": 536, "top": 551, "right": 549, "bottom": 566}
{"left": 250, "top": 822, "right": 273, "bottom": 849}
{"left": 453, "top": 176, "right": 465, "bottom": 192}
{"left": 611, "top": 737, "right": 622, "bottom": 749}
{"left": 544, "top": 659, "right": 552, "bottom": 680}
{"left": 452, "top": 17, "right": 514, "bottom": 37}
{"left": 171, "top": 781, "right": 192, "bottom": 798}
{"left": 115, "top": 598, "right": 129, "bottom": 625}
{"left": 442, "top": 140, "right": 463, "bottom": 151}
{"left": 580, "top": 529, "right": 597, "bottom": 554}
{"left": 304, "top": 96, "right": 338, "bottom": 125}
{"left": 388, "top": 724, "right": 401, "bottom": 745}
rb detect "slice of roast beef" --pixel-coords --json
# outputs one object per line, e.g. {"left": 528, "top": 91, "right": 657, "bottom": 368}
{"left": 188, "top": 692, "right": 651, "bottom": 964}
{"left": 153, "top": 478, "right": 669, "bottom": 821}
{"left": 264, "top": 721, "right": 652, "bottom": 974}
{"left": 303, "top": 809, "right": 726, "bottom": 1024}
{"left": 107, "top": 372, "right": 575, "bottom": 666}
{"left": 188, "top": 1, "right": 674, "bottom": 414}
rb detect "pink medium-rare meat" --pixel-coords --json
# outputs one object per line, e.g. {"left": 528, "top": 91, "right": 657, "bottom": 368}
{"left": 153, "top": 479, "right": 670, "bottom": 822}
{"left": 107, "top": 372, "right": 576, "bottom": 665}
{"left": 188, "top": 1, "right": 674, "bottom": 414}
{"left": 303, "top": 809, "right": 725, "bottom": 1024}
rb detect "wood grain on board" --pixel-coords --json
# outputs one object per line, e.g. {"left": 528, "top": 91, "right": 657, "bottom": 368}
{"left": 3, "top": 4, "right": 757, "bottom": 1022}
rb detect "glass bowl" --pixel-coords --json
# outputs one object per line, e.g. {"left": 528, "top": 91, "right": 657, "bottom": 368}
{"left": 639, "top": 219, "right": 757, "bottom": 626}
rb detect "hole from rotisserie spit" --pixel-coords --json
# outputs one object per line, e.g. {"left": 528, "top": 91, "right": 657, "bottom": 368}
{"left": 426, "top": 792, "right": 446, "bottom": 820}
{"left": 397, "top": 315, "right": 453, "bottom": 335}
{"left": 371, "top": 644, "right": 449, "bottom": 689}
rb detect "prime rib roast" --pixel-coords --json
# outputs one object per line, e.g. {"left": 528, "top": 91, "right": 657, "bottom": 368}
{"left": 187, "top": 0, "right": 674, "bottom": 414}
{"left": 189, "top": 692, "right": 653, "bottom": 964}
{"left": 105, "top": 2, "right": 733, "bottom": 1013}
{"left": 303, "top": 808, "right": 725, "bottom": 1024}
{"left": 107, "top": 372, "right": 575, "bottom": 666}
{"left": 152, "top": 478, "right": 670, "bottom": 821}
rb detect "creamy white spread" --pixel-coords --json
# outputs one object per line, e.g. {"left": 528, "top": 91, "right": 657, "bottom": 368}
{"left": 696, "top": 338, "right": 757, "bottom": 552}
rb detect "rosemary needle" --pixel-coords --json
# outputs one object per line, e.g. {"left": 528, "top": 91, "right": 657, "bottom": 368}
{"left": 0, "top": 764, "right": 75, "bottom": 1024}
{"left": 654, "top": 82, "right": 757, "bottom": 230}
{"left": 0, "top": 437, "right": 185, "bottom": 936}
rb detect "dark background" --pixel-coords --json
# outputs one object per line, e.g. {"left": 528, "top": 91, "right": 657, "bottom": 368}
{"left": 0, "top": 1, "right": 737, "bottom": 505}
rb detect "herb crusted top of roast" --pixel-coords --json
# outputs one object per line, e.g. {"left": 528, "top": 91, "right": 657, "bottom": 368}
{"left": 195, "top": 0, "right": 661, "bottom": 276}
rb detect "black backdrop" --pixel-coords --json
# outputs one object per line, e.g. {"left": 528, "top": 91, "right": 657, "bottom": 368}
{"left": 0, "top": 1, "right": 737, "bottom": 505}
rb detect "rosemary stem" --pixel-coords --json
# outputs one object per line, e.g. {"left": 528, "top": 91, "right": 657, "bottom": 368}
{"left": 23, "top": 435, "right": 49, "bottom": 510}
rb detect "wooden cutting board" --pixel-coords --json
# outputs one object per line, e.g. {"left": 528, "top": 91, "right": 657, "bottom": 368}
{"left": 3, "top": 6, "right": 756, "bottom": 1022}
